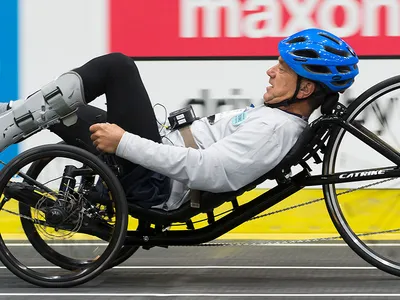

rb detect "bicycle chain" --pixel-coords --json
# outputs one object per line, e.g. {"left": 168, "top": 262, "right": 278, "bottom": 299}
{"left": 194, "top": 177, "right": 400, "bottom": 247}
{"left": 1, "top": 207, "right": 40, "bottom": 222}
{"left": 2, "top": 176, "right": 399, "bottom": 247}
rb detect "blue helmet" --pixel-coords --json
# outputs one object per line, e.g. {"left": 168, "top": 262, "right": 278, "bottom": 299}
{"left": 278, "top": 28, "right": 359, "bottom": 92}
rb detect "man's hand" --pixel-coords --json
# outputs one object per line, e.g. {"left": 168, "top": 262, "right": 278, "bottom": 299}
{"left": 89, "top": 123, "right": 126, "bottom": 153}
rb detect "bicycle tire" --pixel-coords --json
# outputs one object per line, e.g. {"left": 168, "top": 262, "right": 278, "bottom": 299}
{"left": 0, "top": 144, "right": 128, "bottom": 287}
{"left": 323, "top": 75, "right": 400, "bottom": 276}
{"left": 19, "top": 154, "right": 139, "bottom": 270}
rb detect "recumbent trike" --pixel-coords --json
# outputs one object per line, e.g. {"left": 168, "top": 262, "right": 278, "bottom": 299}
{"left": 0, "top": 75, "right": 400, "bottom": 288}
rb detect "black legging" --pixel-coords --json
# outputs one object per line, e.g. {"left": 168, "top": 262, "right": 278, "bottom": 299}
{"left": 49, "top": 53, "right": 169, "bottom": 208}
{"left": 50, "top": 52, "right": 161, "bottom": 175}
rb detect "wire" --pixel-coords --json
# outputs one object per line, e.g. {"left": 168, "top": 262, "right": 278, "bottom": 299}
{"left": 162, "top": 136, "right": 174, "bottom": 145}
{"left": 153, "top": 103, "right": 169, "bottom": 133}
{"left": 153, "top": 103, "right": 176, "bottom": 145}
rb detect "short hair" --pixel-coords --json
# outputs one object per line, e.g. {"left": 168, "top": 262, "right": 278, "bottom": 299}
{"left": 306, "top": 81, "right": 339, "bottom": 112}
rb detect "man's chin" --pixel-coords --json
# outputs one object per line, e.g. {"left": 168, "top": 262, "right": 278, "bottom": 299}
{"left": 263, "top": 95, "right": 273, "bottom": 104}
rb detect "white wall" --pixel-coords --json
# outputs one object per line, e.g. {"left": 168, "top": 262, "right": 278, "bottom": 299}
{"left": 18, "top": 0, "right": 108, "bottom": 151}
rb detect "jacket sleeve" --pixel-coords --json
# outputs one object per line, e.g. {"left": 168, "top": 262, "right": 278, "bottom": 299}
{"left": 116, "top": 122, "right": 282, "bottom": 192}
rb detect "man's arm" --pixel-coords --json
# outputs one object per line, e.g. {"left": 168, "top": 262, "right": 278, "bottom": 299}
{"left": 115, "top": 121, "right": 282, "bottom": 192}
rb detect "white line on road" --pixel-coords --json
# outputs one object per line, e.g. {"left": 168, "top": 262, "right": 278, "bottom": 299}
{"left": 0, "top": 293, "right": 399, "bottom": 297}
{"left": 0, "top": 265, "right": 376, "bottom": 270}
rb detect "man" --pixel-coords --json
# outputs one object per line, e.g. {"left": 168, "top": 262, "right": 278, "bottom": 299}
{"left": 0, "top": 28, "right": 359, "bottom": 211}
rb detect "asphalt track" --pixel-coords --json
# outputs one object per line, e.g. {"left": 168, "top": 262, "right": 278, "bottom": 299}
{"left": 0, "top": 241, "right": 400, "bottom": 299}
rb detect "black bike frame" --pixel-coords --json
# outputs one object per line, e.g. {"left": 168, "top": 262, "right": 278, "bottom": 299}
{"left": 124, "top": 171, "right": 307, "bottom": 246}
{"left": 123, "top": 168, "right": 400, "bottom": 247}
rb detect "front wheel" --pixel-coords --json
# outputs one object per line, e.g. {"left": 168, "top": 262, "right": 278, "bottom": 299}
{"left": 323, "top": 75, "right": 400, "bottom": 276}
{"left": 0, "top": 144, "right": 128, "bottom": 287}
{"left": 19, "top": 153, "right": 139, "bottom": 271}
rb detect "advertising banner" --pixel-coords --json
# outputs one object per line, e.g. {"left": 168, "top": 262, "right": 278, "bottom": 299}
{"left": 111, "top": 0, "right": 400, "bottom": 57}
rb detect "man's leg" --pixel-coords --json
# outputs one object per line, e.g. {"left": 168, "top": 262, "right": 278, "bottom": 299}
{"left": 49, "top": 105, "right": 107, "bottom": 154}
{"left": 49, "top": 53, "right": 170, "bottom": 208}
{"left": 0, "top": 52, "right": 159, "bottom": 157}
{"left": 51, "top": 52, "right": 161, "bottom": 175}
{"left": 74, "top": 52, "right": 161, "bottom": 141}
{"left": 0, "top": 72, "right": 86, "bottom": 152}
{"left": 0, "top": 52, "right": 168, "bottom": 207}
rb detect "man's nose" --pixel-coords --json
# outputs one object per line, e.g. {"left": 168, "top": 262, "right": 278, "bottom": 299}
{"left": 267, "top": 67, "right": 275, "bottom": 77}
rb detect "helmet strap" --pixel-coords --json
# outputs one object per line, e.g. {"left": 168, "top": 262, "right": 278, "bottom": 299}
{"left": 265, "top": 76, "right": 305, "bottom": 108}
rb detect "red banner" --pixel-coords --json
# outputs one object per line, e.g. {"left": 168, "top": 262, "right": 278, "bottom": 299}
{"left": 110, "top": 0, "right": 400, "bottom": 57}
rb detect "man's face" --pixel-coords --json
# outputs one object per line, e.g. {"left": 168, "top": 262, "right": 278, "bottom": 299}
{"left": 263, "top": 57, "right": 298, "bottom": 104}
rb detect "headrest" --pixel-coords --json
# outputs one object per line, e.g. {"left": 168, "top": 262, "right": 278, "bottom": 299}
{"left": 321, "top": 93, "right": 340, "bottom": 115}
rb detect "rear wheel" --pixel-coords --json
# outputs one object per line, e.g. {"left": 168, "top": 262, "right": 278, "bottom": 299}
{"left": 0, "top": 144, "right": 128, "bottom": 287}
{"left": 323, "top": 75, "right": 400, "bottom": 276}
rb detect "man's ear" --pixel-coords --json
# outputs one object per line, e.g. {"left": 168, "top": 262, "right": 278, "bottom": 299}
{"left": 297, "top": 80, "right": 315, "bottom": 99}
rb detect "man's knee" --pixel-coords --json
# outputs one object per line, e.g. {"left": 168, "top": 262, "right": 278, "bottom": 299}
{"left": 105, "top": 52, "right": 139, "bottom": 74}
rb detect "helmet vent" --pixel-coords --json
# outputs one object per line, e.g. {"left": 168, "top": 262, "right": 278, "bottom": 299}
{"left": 324, "top": 45, "right": 350, "bottom": 57}
{"left": 287, "top": 36, "right": 307, "bottom": 44}
{"left": 337, "top": 66, "right": 351, "bottom": 73}
{"left": 292, "top": 49, "right": 319, "bottom": 58}
{"left": 303, "top": 65, "right": 331, "bottom": 74}
{"left": 318, "top": 32, "right": 341, "bottom": 45}
{"left": 331, "top": 79, "right": 353, "bottom": 86}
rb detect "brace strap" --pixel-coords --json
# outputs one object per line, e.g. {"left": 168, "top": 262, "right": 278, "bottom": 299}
{"left": 42, "top": 81, "right": 75, "bottom": 117}
{"left": 12, "top": 102, "right": 36, "bottom": 133}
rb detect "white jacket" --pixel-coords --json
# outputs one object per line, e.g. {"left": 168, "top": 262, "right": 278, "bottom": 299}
{"left": 116, "top": 105, "right": 307, "bottom": 210}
